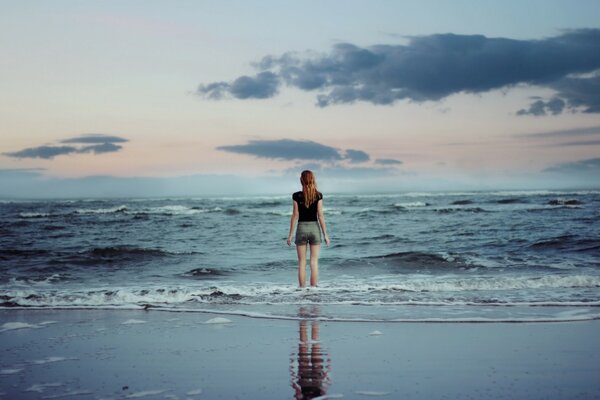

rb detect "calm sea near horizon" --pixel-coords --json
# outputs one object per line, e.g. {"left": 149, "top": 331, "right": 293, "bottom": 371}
{"left": 1, "top": 190, "right": 599, "bottom": 322}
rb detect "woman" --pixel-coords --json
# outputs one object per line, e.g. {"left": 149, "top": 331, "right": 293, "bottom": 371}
{"left": 287, "top": 170, "right": 330, "bottom": 287}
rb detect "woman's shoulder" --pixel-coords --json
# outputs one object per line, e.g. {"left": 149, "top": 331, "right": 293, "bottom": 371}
{"left": 292, "top": 191, "right": 302, "bottom": 200}
{"left": 318, "top": 191, "right": 323, "bottom": 200}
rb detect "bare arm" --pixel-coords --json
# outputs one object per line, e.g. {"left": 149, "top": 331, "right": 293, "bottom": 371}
{"left": 317, "top": 199, "right": 330, "bottom": 246}
{"left": 287, "top": 200, "right": 299, "bottom": 246}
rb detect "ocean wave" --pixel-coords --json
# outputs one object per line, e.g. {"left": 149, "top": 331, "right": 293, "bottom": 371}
{"left": 0, "top": 248, "right": 51, "bottom": 259}
{"left": 495, "top": 198, "right": 525, "bottom": 204}
{"left": 530, "top": 235, "right": 600, "bottom": 253}
{"left": 393, "top": 202, "right": 429, "bottom": 208}
{"left": 19, "top": 212, "right": 52, "bottom": 218}
{"left": 2, "top": 274, "right": 598, "bottom": 309}
{"left": 435, "top": 207, "right": 489, "bottom": 213}
{"left": 450, "top": 200, "right": 473, "bottom": 205}
{"left": 362, "top": 251, "right": 480, "bottom": 270}
{"left": 182, "top": 267, "right": 229, "bottom": 279}
{"left": 547, "top": 198, "right": 583, "bottom": 206}
{"left": 75, "top": 205, "right": 128, "bottom": 214}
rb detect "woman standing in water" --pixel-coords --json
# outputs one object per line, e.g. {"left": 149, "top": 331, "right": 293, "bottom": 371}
{"left": 287, "top": 170, "right": 330, "bottom": 287}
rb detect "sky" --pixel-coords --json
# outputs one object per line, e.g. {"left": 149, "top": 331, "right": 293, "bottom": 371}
{"left": 1, "top": 0, "right": 600, "bottom": 197}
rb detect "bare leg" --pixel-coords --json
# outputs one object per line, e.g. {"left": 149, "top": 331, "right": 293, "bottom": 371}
{"left": 309, "top": 244, "right": 320, "bottom": 287}
{"left": 296, "top": 244, "right": 308, "bottom": 287}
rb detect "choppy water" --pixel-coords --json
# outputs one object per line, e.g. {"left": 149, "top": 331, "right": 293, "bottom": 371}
{"left": 1, "top": 190, "right": 599, "bottom": 322}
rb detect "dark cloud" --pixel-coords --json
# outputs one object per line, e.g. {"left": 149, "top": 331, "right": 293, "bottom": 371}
{"left": 4, "top": 145, "right": 79, "bottom": 159}
{"left": 344, "top": 149, "right": 370, "bottom": 163}
{"left": 198, "top": 71, "right": 280, "bottom": 100}
{"left": 543, "top": 157, "right": 600, "bottom": 175}
{"left": 61, "top": 134, "right": 129, "bottom": 144}
{"left": 198, "top": 29, "right": 600, "bottom": 113}
{"left": 515, "top": 125, "right": 600, "bottom": 138}
{"left": 375, "top": 158, "right": 403, "bottom": 165}
{"left": 78, "top": 143, "right": 123, "bottom": 154}
{"left": 548, "top": 72, "right": 600, "bottom": 113}
{"left": 3, "top": 134, "right": 127, "bottom": 159}
{"left": 517, "top": 97, "right": 566, "bottom": 116}
{"left": 547, "top": 140, "right": 600, "bottom": 147}
{"left": 217, "top": 139, "right": 343, "bottom": 161}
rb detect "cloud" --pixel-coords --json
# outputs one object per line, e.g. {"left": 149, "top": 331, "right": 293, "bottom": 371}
{"left": 3, "top": 134, "right": 127, "bottom": 159}
{"left": 543, "top": 157, "right": 600, "bottom": 175}
{"left": 517, "top": 97, "right": 566, "bottom": 116}
{"left": 198, "top": 71, "right": 280, "bottom": 100}
{"left": 546, "top": 140, "right": 600, "bottom": 147}
{"left": 515, "top": 125, "right": 600, "bottom": 138}
{"left": 375, "top": 158, "right": 403, "bottom": 165}
{"left": 217, "top": 139, "right": 343, "bottom": 161}
{"left": 344, "top": 149, "right": 370, "bottom": 163}
{"left": 79, "top": 143, "right": 123, "bottom": 154}
{"left": 61, "top": 134, "right": 129, "bottom": 144}
{"left": 4, "top": 145, "right": 79, "bottom": 159}
{"left": 198, "top": 29, "right": 600, "bottom": 113}
{"left": 547, "top": 71, "right": 600, "bottom": 113}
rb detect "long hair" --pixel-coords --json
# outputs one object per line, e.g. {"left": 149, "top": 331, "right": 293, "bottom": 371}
{"left": 300, "top": 170, "right": 319, "bottom": 208}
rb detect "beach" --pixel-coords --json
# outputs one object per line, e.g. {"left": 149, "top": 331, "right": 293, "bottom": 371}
{"left": 1, "top": 309, "right": 599, "bottom": 400}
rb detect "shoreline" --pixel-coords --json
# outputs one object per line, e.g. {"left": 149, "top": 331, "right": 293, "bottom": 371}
{"left": 2, "top": 305, "right": 599, "bottom": 324}
{"left": 1, "top": 309, "right": 599, "bottom": 399}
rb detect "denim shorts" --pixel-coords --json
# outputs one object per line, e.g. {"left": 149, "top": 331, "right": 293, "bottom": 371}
{"left": 295, "top": 221, "right": 322, "bottom": 245}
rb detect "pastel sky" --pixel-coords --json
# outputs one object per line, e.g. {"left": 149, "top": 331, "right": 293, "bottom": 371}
{"left": 1, "top": 0, "right": 600, "bottom": 197}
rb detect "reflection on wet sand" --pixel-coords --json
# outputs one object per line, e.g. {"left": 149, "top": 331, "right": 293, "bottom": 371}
{"left": 290, "top": 306, "right": 331, "bottom": 399}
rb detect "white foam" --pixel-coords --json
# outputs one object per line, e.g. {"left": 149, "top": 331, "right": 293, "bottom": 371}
{"left": 369, "top": 330, "right": 383, "bottom": 336}
{"left": 313, "top": 395, "right": 344, "bottom": 400}
{"left": 121, "top": 319, "right": 147, "bottom": 325}
{"left": 143, "top": 205, "right": 210, "bottom": 215}
{"left": 0, "top": 368, "right": 23, "bottom": 375}
{"left": 186, "top": 389, "right": 203, "bottom": 395}
{"left": 125, "top": 390, "right": 167, "bottom": 398}
{"left": 394, "top": 202, "right": 428, "bottom": 207}
{"left": 204, "top": 317, "right": 232, "bottom": 324}
{"left": 75, "top": 205, "right": 127, "bottom": 214}
{"left": 19, "top": 212, "right": 51, "bottom": 218}
{"left": 0, "top": 322, "right": 40, "bottom": 332}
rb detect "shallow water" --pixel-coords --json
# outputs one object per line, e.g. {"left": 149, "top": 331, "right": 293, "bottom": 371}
{"left": 1, "top": 190, "right": 599, "bottom": 322}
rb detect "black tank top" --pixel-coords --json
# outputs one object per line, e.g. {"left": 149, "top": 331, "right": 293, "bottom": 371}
{"left": 293, "top": 191, "right": 323, "bottom": 222}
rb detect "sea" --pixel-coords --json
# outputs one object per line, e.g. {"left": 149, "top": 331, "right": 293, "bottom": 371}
{"left": 1, "top": 190, "right": 599, "bottom": 323}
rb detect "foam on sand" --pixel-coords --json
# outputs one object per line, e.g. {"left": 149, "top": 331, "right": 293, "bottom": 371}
{"left": 25, "top": 382, "right": 63, "bottom": 393}
{"left": 355, "top": 391, "right": 391, "bottom": 396}
{"left": 42, "top": 389, "right": 93, "bottom": 398}
{"left": 125, "top": 389, "right": 167, "bottom": 398}
{"left": 31, "top": 356, "right": 76, "bottom": 365}
{"left": 187, "top": 389, "right": 203, "bottom": 395}
{"left": 0, "top": 322, "right": 40, "bottom": 332}
{"left": 369, "top": 330, "right": 383, "bottom": 336}
{"left": 205, "top": 317, "right": 233, "bottom": 324}
{"left": 0, "top": 368, "right": 23, "bottom": 375}
{"left": 121, "top": 319, "right": 147, "bottom": 325}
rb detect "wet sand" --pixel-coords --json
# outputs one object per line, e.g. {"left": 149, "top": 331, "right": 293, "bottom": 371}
{"left": 1, "top": 309, "right": 599, "bottom": 399}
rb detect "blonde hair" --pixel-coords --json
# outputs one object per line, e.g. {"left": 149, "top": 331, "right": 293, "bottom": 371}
{"left": 300, "top": 170, "right": 319, "bottom": 208}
